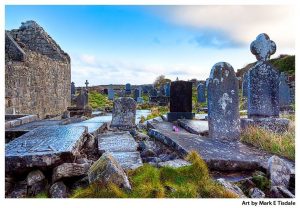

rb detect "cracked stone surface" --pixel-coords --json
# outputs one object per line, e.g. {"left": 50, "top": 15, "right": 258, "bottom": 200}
{"left": 97, "top": 131, "right": 142, "bottom": 170}
{"left": 5, "top": 125, "right": 87, "bottom": 173}
{"left": 147, "top": 120, "right": 294, "bottom": 172}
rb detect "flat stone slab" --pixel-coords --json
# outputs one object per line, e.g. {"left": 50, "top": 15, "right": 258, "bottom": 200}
{"left": 158, "top": 159, "right": 191, "bottom": 168}
{"left": 148, "top": 120, "right": 294, "bottom": 172}
{"left": 110, "top": 152, "right": 143, "bottom": 170}
{"left": 82, "top": 115, "right": 112, "bottom": 123}
{"left": 177, "top": 119, "right": 208, "bottom": 135}
{"left": 97, "top": 131, "right": 142, "bottom": 170}
{"left": 98, "top": 131, "right": 138, "bottom": 153}
{"left": 5, "top": 126, "right": 87, "bottom": 173}
{"left": 6, "top": 120, "right": 63, "bottom": 131}
{"left": 195, "top": 114, "right": 208, "bottom": 120}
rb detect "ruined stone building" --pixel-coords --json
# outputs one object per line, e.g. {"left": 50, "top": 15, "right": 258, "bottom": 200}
{"left": 5, "top": 21, "right": 71, "bottom": 118}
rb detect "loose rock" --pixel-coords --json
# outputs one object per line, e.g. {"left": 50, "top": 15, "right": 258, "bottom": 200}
{"left": 268, "top": 155, "right": 291, "bottom": 187}
{"left": 158, "top": 159, "right": 191, "bottom": 168}
{"left": 249, "top": 187, "right": 265, "bottom": 198}
{"left": 52, "top": 163, "right": 90, "bottom": 182}
{"left": 49, "top": 181, "right": 67, "bottom": 198}
{"left": 217, "top": 178, "right": 246, "bottom": 198}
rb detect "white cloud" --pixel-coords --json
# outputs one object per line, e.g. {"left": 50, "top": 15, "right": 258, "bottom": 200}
{"left": 159, "top": 6, "right": 295, "bottom": 50}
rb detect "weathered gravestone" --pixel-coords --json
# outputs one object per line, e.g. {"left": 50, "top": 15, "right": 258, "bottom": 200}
{"left": 108, "top": 85, "right": 115, "bottom": 100}
{"left": 279, "top": 72, "right": 291, "bottom": 109}
{"left": 164, "top": 82, "right": 170, "bottom": 97}
{"left": 167, "top": 81, "right": 194, "bottom": 122}
{"left": 85, "top": 80, "right": 89, "bottom": 89}
{"left": 76, "top": 89, "right": 88, "bottom": 108}
{"left": 207, "top": 62, "right": 240, "bottom": 140}
{"left": 248, "top": 33, "right": 279, "bottom": 118}
{"left": 125, "top": 83, "right": 131, "bottom": 95}
{"left": 197, "top": 83, "right": 206, "bottom": 103}
{"left": 134, "top": 88, "right": 142, "bottom": 102}
{"left": 111, "top": 97, "right": 136, "bottom": 129}
{"left": 149, "top": 88, "right": 158, "bottom": 97}
{"left": 242, "top": 71, "right": 249, "bottom": 97}
{"left": 241, "top": 33, "right": 289, "bottom": 133}
{"left": 71, "top": 82, "right": 75, "bottom": 95}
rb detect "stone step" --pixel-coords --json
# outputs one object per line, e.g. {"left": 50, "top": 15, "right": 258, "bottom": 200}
{"left": 5, "top": 126, "right": 87, "bottom": 174}
{"left": 97, "top": 131, "right": 142, "bottom": 170}
{"left": 177, "top": 119, "right": 208, "bottom": 136}
{"left": 148, "top": 120, "right": 294, "bottom": 173}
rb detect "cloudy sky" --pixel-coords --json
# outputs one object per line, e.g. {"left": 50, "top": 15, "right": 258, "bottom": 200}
{"left": 5, "top": 5, "right": 295, "bottom": 86}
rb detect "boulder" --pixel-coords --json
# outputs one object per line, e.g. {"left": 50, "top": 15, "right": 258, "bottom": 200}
{"left": 141, "top": 149, "right": 157, "bottom": 158}
{"left": 52, "top": 163, "right": 90, "bottom": 182}
{"left": 49, "top": 181, "right": 67, "bottom": 198}
{"left": 87, "top": 152, "right": 131, "bottom": 190}
{"left": 216, "top": 178, "right": 246, "bottom": 198}
{"left": 268, "top": 155, "right": 291, "bottom": 187}
{"left": 158, "top": 159, "right": 191, "bottom": 168}
{"left": 249, "top": 188, "right": 265, "bottom": 198}
{"left": 27, "top": 170, "right": 45, "bottom": 186}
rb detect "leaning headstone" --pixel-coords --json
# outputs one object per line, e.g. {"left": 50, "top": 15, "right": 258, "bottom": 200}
{"left": 125, "top": 83, "right": 131, "bottom": 94}
{"left": 111, "top": 97, "right": 136, "bottom": 129}
{"left": 71, "top": 82, "right": 75, "bottom": 95}
{"left": 197, "top": 83, "right": 206, "bottom": 103}
{"left": 167, "top": 81, "right": 194, "bottom": 122}
{"left": 108, "top": 85, "right": 115, "bottom": 100}
{"left": 248, "top": 33, "right": 279, "bottom": 118}
{"left": 207, "top": 62, "right": 240, "bottom": 140}
{"left": 164, "top": 82, "right": 170, "bottom": 97}
{"left": 76, "top": 89, "right": 88, "bottom": 108}
{"left": 242, "top": 71, "right": 249, "bottom": 97}
{"left": 279, "top": 72, "right": 291, "bottom": 109}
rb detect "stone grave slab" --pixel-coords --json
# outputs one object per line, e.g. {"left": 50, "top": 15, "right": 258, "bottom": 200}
{"left": 5, "top": 126, "right": 87, "bottom": 173}
{"left": 98, "top": 131, "right": 138, "bottom": 153}
{"left": 177, "top": 119, "right": 208, "bottom": 136}
{"left": 195, "top": 114, "right": 208, "bottom": 120}
{"left": 97, "top": 131, "right": 142, "bottom": 170}
{"left": 110, "top": 152, "right": 143, "bottom": 170}
{"left": 147, "top": 120, "right": 294, "bottom": 173}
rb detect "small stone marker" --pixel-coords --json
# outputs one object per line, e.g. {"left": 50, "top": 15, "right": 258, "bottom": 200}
{"left": 248, "top": 33, "right": 279, "bottom": 118}
{"left": 164, "top": 82, "right": 170, "bottom": 97}
{"left": 125, "top": 83, "right": 131, "bottom": 94}
{"left": 279, "top": 72, "right": 291, "bottom": 109}
{"left": 167, "top": 81, "right": 194, "bottom": 122}
{"left": 71, "top": 82, "right": 75, "bottom": 95}
{"left": 111, "top": 97, "right": 136, "bottom": 129}
{"left": 197, "top": 83, "right": 206, "bottom": 103}
{"left": 207, "top": 62, "right": 240, "bottom": 140}
{"left": 242, "top": 71, "right": 249, "bottom": 97}
{"left": 108, "top": 85, "right": 114, "bottom": 100}
{"left": 76, "top": 89, "right": 88, "bottom": 108}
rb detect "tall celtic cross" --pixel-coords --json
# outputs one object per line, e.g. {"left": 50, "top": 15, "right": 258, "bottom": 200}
{"left": 85, "top": 80, "right": 89, "bottom": 88}
{"left": 250, "top": 33, "right": 276, "bottom": 61}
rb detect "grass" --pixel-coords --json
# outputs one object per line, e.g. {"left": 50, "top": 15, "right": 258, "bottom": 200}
{"left": 241, "top": 125, "right": 295, "bottom": 161}
{"left": 34, "top": 192, "right": 48, "bottom": 198}
{"left": 71, "top": 151, "right": 238, "bottom": 198}
{"left": 144, "top": 106, "right": 169, "bottom": 121}
{"left": 88, "top": 90, "right": 113, "bottom": 109}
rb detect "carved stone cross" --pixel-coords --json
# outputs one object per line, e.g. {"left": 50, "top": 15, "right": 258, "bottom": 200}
{"left": 250, "top": 33, "right": 276, "bottom": 61}
{"left": 85, "top": 80, "right": 89, "bottom": 88}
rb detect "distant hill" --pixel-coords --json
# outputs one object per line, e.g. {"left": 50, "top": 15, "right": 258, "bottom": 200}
{"left": 236, "top": 55, "right": 295, "bottom": 78}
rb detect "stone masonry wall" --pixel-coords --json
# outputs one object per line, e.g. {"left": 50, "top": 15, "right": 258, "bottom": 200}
{"left": 5, "top": 21, "right": 71, "bottom": 118}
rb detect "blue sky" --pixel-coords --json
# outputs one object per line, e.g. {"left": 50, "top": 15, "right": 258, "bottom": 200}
{"left": 5, "top": 5, "right": 295, "bottom": 86}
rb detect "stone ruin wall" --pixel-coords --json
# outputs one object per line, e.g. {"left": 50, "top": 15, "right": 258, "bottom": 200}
{"left": 5, "top": 21, "right": 71, "bottom": 118}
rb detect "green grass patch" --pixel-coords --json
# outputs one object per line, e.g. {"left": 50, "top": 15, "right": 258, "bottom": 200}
{"left": 88, "top": 90, "right": 113, "bottom": 109}
{"left": 241, "top": 126, "right": 295, "bottom": 160}
{"left": 71, "top": 151, "right": 238, "bottom": 198}
{"left": 34, "top": 192, "right": 48, "bottom": 198}
{"left": 144, "top": 106, "right": 169, "bottom": 121}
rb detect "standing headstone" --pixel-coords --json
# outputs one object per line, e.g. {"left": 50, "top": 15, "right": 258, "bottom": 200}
{"left": 242, "top": 71, "right": 249, "bottom": 97}
{"left": 71, "top": 82, "right": 75, "bottom": 95}
{"left": 108, "top": 85, "right": 115, "bottom": 100}
{"left": 197, "top": 83, "right": 206, "bottom": 103}
{"left": 207, "top": 62, "right": 240, "bottom": 140}
{"left": 103, "top": 89, "right": 108, "bottom": 95}
{"left": 167, "top": 81, "right": 194, "bottom": 122}
{"left": 279, "top": 72, "right": 291, "bottom": 109}
{"left": 134, "top": 88, "right": 139, "bottom": 101}
{"left": 76, "top": 89, "right": 88, "bottom": 109}
{"left": 125, "top": 83, "right": 131, "bottom": 94}
{"left": 111, "top": 97, "right": 136, "bottom": 129}
{"left": 149, "top": 88, "right": 158, "bottom": 97}
{"left": 164, "top": 83, "right": 170, "bottom": 97}
{"left": 248, "top": 33, "right": 279, "bottom": 118}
